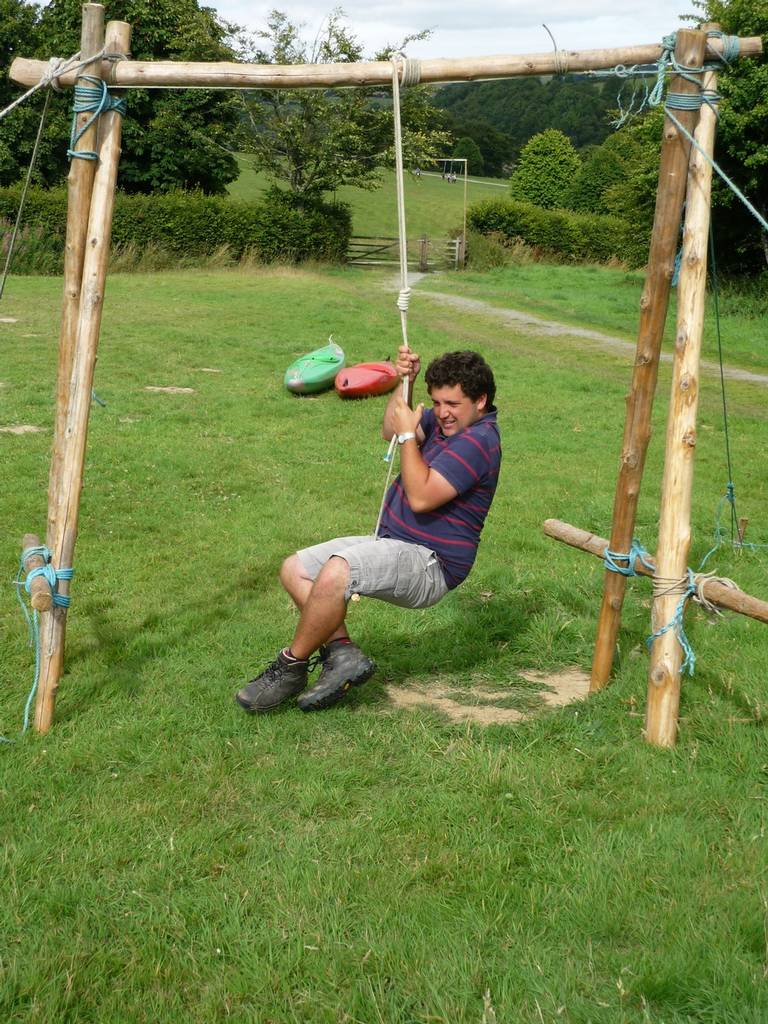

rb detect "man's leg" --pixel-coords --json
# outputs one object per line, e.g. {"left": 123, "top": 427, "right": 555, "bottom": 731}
{"left": 279, "top": 554, "right": 350, "bottom": 649}
{"left": 284, "top": 555, "right": 350, "bottom": 660}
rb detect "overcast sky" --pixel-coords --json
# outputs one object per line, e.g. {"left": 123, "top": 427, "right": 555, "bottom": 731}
{"left": 210, "top": 1, "right": 700, "bottom": 61}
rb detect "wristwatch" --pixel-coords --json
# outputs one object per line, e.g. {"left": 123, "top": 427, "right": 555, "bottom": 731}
{"left": 397, "top": 432, "right": 416, "bottom": 444}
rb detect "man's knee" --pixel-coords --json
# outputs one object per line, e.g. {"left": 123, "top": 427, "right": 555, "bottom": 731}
{"left": 316, "top": 554, "right": 350, "bottom": 593}
{"left": 280, "top": 553, "right": 306, "bottom": 589}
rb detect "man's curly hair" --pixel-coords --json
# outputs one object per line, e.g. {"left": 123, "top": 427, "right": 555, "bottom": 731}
{"left": 424, "top": 351, "right": 496, "bottom": 407}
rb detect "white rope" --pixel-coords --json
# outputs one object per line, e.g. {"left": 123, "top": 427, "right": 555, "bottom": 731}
{"left": 0, "top": 48, "right": 109, "bottom": 124}
{"left": 693, "top": 571, "right": 738, "bottom": 616}
{"left": 373, "top": 54, "right": 416, "bottom": 537}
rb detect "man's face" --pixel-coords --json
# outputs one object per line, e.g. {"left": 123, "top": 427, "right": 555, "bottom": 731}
{"left": 429, "top": 383, "right": 487, "bottom": 437}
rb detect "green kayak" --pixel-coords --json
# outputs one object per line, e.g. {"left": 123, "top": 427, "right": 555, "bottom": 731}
{"left": 284, "top": 337, "right": 345, "bottom": 395}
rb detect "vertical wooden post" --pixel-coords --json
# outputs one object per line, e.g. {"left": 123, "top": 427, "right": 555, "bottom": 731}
{"left": 35, "top": 19, "right": 132, "bottom": 734}
{"left": 47, "top": 3, "right": 106, "bottom": 545}
{"left": 590, "top": 30, "right": 707, "bottom": 692}
{"left": 645, "top": 64, "right": 719, "bottom": 747}
{"left": 419, "top": 234, "right": 428, "bottom": 272}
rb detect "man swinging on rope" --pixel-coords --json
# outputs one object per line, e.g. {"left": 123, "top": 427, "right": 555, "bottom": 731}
{"left": 235, "top": 346, "right": 501, "bottom": 713}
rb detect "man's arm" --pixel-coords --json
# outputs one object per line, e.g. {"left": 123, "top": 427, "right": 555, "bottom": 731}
{"left": 397, "top": 434, "right": 458, "bottom": 513}
{"left": 382, "top": 346, "right": 426, "bottom": 443}
{"left": 389, "top": 395, "right": 459, "bottom": 513}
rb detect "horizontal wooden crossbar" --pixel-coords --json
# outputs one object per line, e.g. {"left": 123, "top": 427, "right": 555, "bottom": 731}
{"left": 544, "top": 518, "right": 768, "bottom": 624}
{"left": 10, "top": 36, "right": 762, "bottom": 90}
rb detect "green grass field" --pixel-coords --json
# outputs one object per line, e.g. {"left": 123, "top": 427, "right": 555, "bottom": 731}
{"left": 2, "top": 263, "right": 768, "bottom": 1022}
{"left": 228, "top": 154, "right": 508, "bottom": 238}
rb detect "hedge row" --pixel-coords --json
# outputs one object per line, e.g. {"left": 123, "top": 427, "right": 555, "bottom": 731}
{"left": 467, "top": 197, "right": 638, "bottom": 267}
{"left": 0, "top": 187, "right": 352, "bottom": 273}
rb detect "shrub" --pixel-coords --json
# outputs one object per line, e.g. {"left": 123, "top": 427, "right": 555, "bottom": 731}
{"left": 468, "top": 197, "right": 636, "bottom": 266}
{"left": 508, "top": 129, "right": 581, "bottom": 209}
{"left": 0, "top": 186, "right": 352, "bottom": 274}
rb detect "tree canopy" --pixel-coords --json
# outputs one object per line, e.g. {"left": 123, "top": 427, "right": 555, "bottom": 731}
{"left": 238, "top": 10, "right": 450, "bottom": 202}
{"left": 508, "top": 129, "right": 582, "bottom": 209}
{"left": 0, "top": 0, "right": 242, "bottom": 193}
{"left": 452, "top": 137, "right": 484, "bottom": 176}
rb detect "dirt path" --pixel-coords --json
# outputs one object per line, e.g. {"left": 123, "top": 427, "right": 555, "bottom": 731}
{"left": 419, "top": 290, "right": 768, "bottom": 388}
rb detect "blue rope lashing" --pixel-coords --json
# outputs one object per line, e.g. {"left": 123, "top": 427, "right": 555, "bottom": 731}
{"left": 19, "top": 544, "right": 74, "bottom": 607}
{"left": 671, "top": 248, "right": 682, "bottom": 288}
{"left": 665, "top": 91, "right": 703, "bottom": 111}
{"left": 646, "top": 569, "right": 697, "bottom": 676}
{"left": 603, "top": 539, "right": 655, "bottom": 577}
{"left": 68, "top": 76, "right": 127, "bottom": 161}
{"left": 707, "top": 30, "right": 741, "bottom": 65}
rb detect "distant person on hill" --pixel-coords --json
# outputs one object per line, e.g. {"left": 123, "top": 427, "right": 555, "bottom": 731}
{"left": 235, "top": 348, "right": 502, "bottom": 714}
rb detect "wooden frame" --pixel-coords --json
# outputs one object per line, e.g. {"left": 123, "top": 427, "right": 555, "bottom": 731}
{"left": 8, "top": 9, "right": 764, "bottom": 737}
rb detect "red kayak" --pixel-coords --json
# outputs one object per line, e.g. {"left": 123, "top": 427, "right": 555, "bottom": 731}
{"left": 335, "top": 361, "right": 400, "bottom": 399}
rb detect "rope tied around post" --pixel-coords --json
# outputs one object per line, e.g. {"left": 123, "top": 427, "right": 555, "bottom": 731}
{"left": 5, "top": 547, "right": 75, "bottom": 742}
{"left": 647, "top": 569, "right": 698, "bottom": 675}
{"left": 68, "top": 76, "right": 128, "bottom": 160}
{"left": 603, "top": 539, "right": 656, "bottom": 577}
{"left": 646, "top": 565, "right": 740, "bottom": 675}
{"left": 18, "top": 544, "right": 74, "bottom": 607}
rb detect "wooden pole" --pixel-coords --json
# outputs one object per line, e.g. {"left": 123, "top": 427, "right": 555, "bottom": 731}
{"left": 9, "top": 36, "right": 761, "bottom": 91}
{"left": 646, "top": 63, "right": 719, "bottom": 748}
{"left": 48, "top": 3, "right": 106, "bottom": 547}
{"left": 543, "top": 519, "right": 768, "bottom": 625}
{"left": 35, "top": 19, "right": 132, "bottom": 735}
{"left": 21, "top": 534, "right": 53, "bottom": 612}
{"left": 590, "top": 29, "right": 707, "bottom": 692}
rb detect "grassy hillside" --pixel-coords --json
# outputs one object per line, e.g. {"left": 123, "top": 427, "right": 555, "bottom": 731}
{"left": 227, "top": 154, "right": 508, "bottom": 238}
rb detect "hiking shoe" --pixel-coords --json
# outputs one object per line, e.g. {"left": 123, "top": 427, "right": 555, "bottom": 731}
{"left": 235, "top": 651, "right": 308, "bottom": 712}
{"left": 297, "top": 640, "right": 376, "bottom": 712}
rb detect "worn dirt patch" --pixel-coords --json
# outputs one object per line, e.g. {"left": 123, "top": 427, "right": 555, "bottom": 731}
{"left": 195, "top": 367, "right": 221, "bottom": 373}
{"left": 145, "top": 386, "right": 196, "bottom": 394}
{"left": 0, "top": 316, "right": 18, "bottom": 324}
{"left": 386, "top": 667, "right": 590, "bottom": 726}
{"left": 0, "top": 424, "right": 43, "bottom": 435}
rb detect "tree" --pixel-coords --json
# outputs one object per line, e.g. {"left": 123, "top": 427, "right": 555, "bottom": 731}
{"left": 239, "top": 9, "right": 450, "bottom": 202}
{"left": 508, "top": 129, "right": 581, "bottom": 209}
{"left": 689, "top": 0, "right": 768, "bottom": 270}
{"left": 0, "top": 0, "right": 71, "bottom": 188}
{"left": 452, "top": 136, "right": 484, "bottom": 176}
{"left": 566, "top": 130, "right": 645, "bottom": 214}
{"left": 0, "top": 0, "right": 242, "bottom": 193}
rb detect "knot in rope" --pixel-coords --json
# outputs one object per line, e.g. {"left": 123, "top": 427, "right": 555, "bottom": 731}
{"left": 725, "top": 480, "right": 735, "bottom": 505}
{"left": 693, "top": 570, "right": 737, "bottom": 616}
{"left": 68, "top": 76, "right": 127, "bottom": 161}
{"left": 603, "top": 539, "right": 655, "bottom": 577}
{"left": 18, "top": 544, "right": 75, "bottom": 607}
{"left": 44, "top": 56, "right": 70, "bottom": 92}
{"left": 397, "top": 287, "right": 411, "bottom": 312}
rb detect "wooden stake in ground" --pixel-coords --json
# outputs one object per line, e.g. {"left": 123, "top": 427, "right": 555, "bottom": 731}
{"left": 48, "top": 3, "right": 106, "bottom": 546}
{"left": 35, "top": 20, "right": 132, "bottom": 735}
{"left": 646, "top": 64, "right": 720, "bottom": 748}
{"left": 590, "top": 29, "right": 707, "bottom": 693}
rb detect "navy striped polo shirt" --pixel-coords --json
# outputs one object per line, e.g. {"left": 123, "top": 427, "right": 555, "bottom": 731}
{"left": 378, "top": 406, "right": 502, "bottom": 589}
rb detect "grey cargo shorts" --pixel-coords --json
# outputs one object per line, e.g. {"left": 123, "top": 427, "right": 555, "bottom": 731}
{"left": 296, "top": 535, "right": 449, "bottom": 609}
